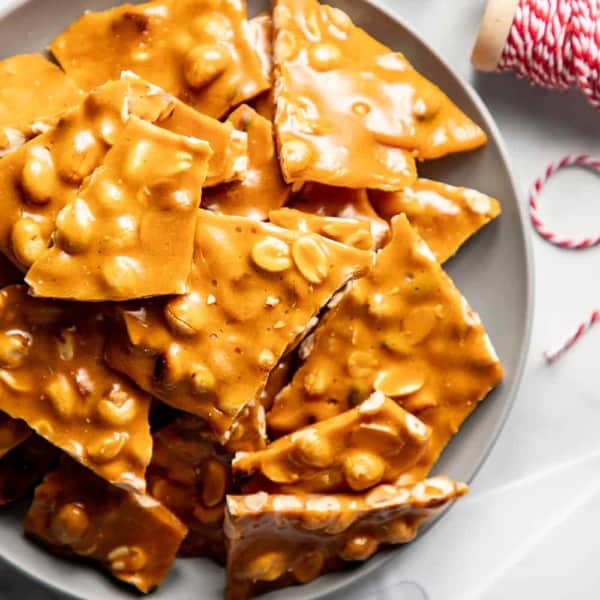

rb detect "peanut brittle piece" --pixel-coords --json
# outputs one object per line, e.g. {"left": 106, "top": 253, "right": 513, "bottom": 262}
{"left": 148, "top": 415, "right": 232, "bottom": 561}
{"left": 268, "top": 215, "right": 503, "bottom": 479}
{"left": 26, "top": 117, "right": 212, "bottom": 301}
{"left": 272, "top": 0, "right": 487, "bottom": 189}
{"left": 123, "top": 72, "right": 248, "bottom": 187}
{"left": 371, "top": 178, "right": 502, "bottom": 263}
{"left": 269, "top": 208, "right": 373, "bottom": 250}
{"left": 0, "top": 74, "right": 251, "bottom": 273}
{"left": 0, "top": 54, "right": 82, "bottom": 150}
{"left": 249, "top": 14, "right": 274, "bottom": 82}
{"left": 234, "top": 392, "right": 430, "bottom": 493}
{"left": 105, "top": 210, "right": 373, "bottom": 439}
{"left": 24, "top": 457, "right": 187, "bottom": 593}
{"left": 288, "top": 183, "right": 390, "bottom": 249}
{"left": 225, "top": 477, "right": 468, "bottom": 600}
{"left": 0, "top": 434, "right": 59, "bottom": 506}
{"left": 51, "top": 0, "right": 270, "bottom": 119}
{"left": 0, "top": 411, "right": 31, "bottom": 459}
{"left": 203, "top": 105, "right": 290, "bottom": 219}
{"left": 0, "top": 285, "right": 152, "bottom": 492}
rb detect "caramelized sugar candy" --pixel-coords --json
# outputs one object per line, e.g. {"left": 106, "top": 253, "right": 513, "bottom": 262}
{"left": 371, "top": 178, "right": 502, "bottom": 263}
{"left": 288, "top": 183, "right": 390, "bottom": 249}
{"left": 273, "top": 0, "right": 487, "bottom": 189}
{"left": 268, "top": 215, "right": 503, "bottom": 480}
{"left": 26, "top": 117, "right": 212, "bottom": 301}
{"left": 0, "top": 434, "right": 59, "bottom": 506}
{"left": 0, "top": 54, "right": 83, "bottom": 157}
{"left": 148, "top": 415, "right": 232, "bottom": 561}
{"left": 50, "top": 0, "right": 270, "bottom": 119}
{"left": 105, "top": 210, "right": 373, "bottom": 440}
{"left": 234, "top": 392, "right": 431, "bottom": 494}
{"left": 225, "top": 400, "right": 268, "bottom": 454}
{"left": 0, "top": 74, "right": 249, "bottom": 273}
{"left": 0, "top": 285, "right": 152, "bottom": 493}
{"left": 248, "top": 14, "right": 274, "bottom": 82}
{"left": 0, "top": 411, "right": 31, "bottom": 459}
{"left": 225, "top": 477, "right": 468, "bottom": 600}
{"left": 123, "top": 72, "right": 248, "bottom": 187}
{"left": 269, "top": 208, "right": 373, "bottom": 251}
{"left": 24, "top": 457, "right": 187, "bottom": 593}
{"left": 203, "top": 104, "right": 290, "bottom": 220}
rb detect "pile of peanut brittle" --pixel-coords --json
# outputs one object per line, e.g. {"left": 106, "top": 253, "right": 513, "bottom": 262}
{"left": 0, "top": 0, "right": 504, "bottom": 598}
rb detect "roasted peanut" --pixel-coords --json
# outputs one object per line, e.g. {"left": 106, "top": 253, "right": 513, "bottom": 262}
{"left": 292, "top": 235, "right": 330, "bottom": 284}
{"left": 21, "top": 147, "right": 56, "bottom": 205}
{"left": 11, "top": 217, "right": 46, "bottom": 267}
{"left": 201, "top": 459, "right": 227, "bottom": 508}
{"left": 0, "top": 330, "right": 30, "bottom": 369}
{"left": 342, "top": 450, "right": 386, "bottom": 491}
{"left": 183, "top": 44, "right": 231, "bottom": 88}
{"left": 251, "top": 237, "right": 292, "bottom": 272}
{"left": 50, "top": 503, "right": 90, "bottom": 546}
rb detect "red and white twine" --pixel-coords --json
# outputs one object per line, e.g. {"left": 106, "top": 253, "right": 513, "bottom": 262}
{"left": 527, "top": 155, "right": 600, "bottom": 363}
{"left": 498, "top": 0, "right": 600, "bottom": 109}
{"left": 494, "top": 0, "right": 600, "bottom": 361}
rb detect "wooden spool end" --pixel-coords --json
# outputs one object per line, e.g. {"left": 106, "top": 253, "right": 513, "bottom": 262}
{"left": 471, "top": 0, "right": 520, "bottom": 71}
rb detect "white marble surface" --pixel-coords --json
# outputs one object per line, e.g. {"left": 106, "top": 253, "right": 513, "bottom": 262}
{"left": 1, "top": 0, "right": 600, "bottom": 599}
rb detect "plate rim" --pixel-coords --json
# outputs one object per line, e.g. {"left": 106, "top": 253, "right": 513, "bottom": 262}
{"left": 0, "top": 0, "right": 535, "bottom": 598}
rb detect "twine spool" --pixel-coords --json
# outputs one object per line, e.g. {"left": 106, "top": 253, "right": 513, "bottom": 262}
{"left": 472, "top": 0, "right": 600, "bottom": 109}
{"left": 473, "top": 0, "right": 600, "bottom": 363}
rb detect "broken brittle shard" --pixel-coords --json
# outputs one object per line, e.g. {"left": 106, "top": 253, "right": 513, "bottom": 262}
{"left": 24, "top": 457, "right": 187, "bottom": 593}
{"left": 148, "top": 415, "right": 233, "bottom": 562}
{"left": 268, "top": 215, "right": 503, "bottom": 480}
{"left": 233, "top": 392, "right": 431, "bottom": 494}
{"left": 203, "top": 104, "right": 290, "bottom": 220}
{"left": 0, "top": 76, "right": 246, "bottom": 274}
{"left": 272, "top": 0, "right": 487, "bottom": 190}
{"left": 0, "top": 285, "right": 153, "bottom": 493}
{"left": 225, "top": 477, "right": 468, "bottom": 600}
{"left": 370, "top": 178, "right": 502, "bottom": 263}
{"left": 50, "top": 0, "right": 270, "bottom": 119}
{"left": 105, "top": 209, "right": 373, "bottom": 440}
{"left": 26, "top": 116, "right": 212, "bottom": 301}
{"left": 0, "top": 54, "right": 83, "bottom": 156}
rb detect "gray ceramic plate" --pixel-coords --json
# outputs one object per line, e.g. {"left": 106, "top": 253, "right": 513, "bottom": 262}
{"left": 0, "top": 0, "right": 533, "bottom": 598}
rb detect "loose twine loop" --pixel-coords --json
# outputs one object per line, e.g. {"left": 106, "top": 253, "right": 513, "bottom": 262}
{"left": 492, "top": 0, "right": 600, "bottom": 362}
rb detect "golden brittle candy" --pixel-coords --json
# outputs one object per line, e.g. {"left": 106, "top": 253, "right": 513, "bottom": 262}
{"left": 0, "top": 411, "right": 31, "bottom": 459}
{"left": 248, "top": 14, "right": 274, "bottom": 82}
{"left": 234, "top": 392, "right": 431, "bottom": 493}
{"left": 26, "top": 116, "right": 212, "bottom": 301}
{"left": 123, "top": 72, "right": 248, "bottom": 187}
{"left": 0, "top": 285, "right": 152, "bottom": 492}
{"left": 225, "top": 477, "right": 468, "bottom": 600}
{"left": 0, "top": 434, "right": 59, "bottom": 506}
{"left": 225, "top": 400, "right": 268, "bottom": 454}
{"left": 272, "top": 0, "right": 487, "bottom": 189}
{"left": 0, "top": 54, "right": 82, "bottom": 155}
{"left": 203, "top": 104, "right": 290, "bottom": 219}
{"left": 105, "top": 210, "right": 373, "bottom": 439}
{"left": 24, "top": 457, "right": 187, "bottom": 593}
{"left": 51, "top": 0, "right": 270, "bottom": 119}
{"left": 371, "top": 178, "right": 502, "bottom": 263}
{"left": 269, "top": 208, "right": 373, "bottom": 251}
{"left": 148, "top": 415, "right": 232, "bottom": 561}
{"left": 0, "top": 74, "right": 250, "bottom": 273}
{"left": 288, "top": 183, "right": 390, "bottom": 249}
{"left": 268, "top": 215, "right": 503, "bottom": 479}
